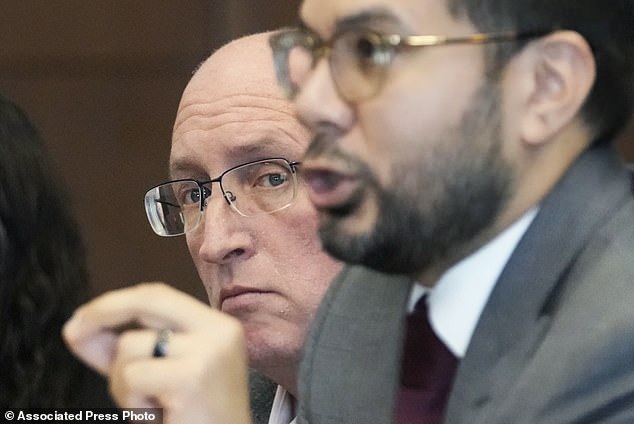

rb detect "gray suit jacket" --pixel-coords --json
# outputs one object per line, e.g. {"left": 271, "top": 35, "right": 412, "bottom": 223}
{"left": 297, "top": 145, "right": 634, "bottom": 423}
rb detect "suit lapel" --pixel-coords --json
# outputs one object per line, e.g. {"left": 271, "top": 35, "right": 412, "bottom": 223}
{"left": 298, "top": 265, "right": 413, "bottom": 424}
{"left": 446, "top": 146, "right": 633, "bottom": 423}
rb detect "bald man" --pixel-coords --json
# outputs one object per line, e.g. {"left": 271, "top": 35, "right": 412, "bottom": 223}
{"left": 64, "top": 32, "right": 342, "bottom": 424}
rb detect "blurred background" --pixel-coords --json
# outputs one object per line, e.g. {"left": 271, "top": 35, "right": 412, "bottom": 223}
{"left": 0, "top": 1, "right": 632, "bottom": 301}
{"left": 0, "top": 1, "right": 300, "bottom": 301}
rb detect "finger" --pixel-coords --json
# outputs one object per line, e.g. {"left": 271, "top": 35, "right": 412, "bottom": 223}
{"left": 109, "top": 331, "right": 191, "bottom": 409}
{"left": 63, "top": 329, "right": 119, "bottom": 376}
{"left": 63, "top": 282, "right": 224, "bottom": 370}
{"left": 111, "top": 327, "right": 244, "bottom": 397}
{"left": 65, "top": 283, "right": 215, "bottom": 338}
{"left": 63, "top": 326, "right": 163, "bottom": 376}
{"left": 116, "top": 328, "right": 181, "bottom": 361}
{"left": 107, "top": 326, "right": 250, "bottom": 424}
{"left": 63, "top": 283, "right": 241, "bottom": 377}
{"left": 111, "top": 351, "right": 250, "bottom": 420}
{"left": 110, "top": 356, "right": 182, "bottom": 408}
{"left": 113, "top": 327, "right": 242, "bottom": 370}
{"left": 109, "top": 329, "right": 177, "bottom": 408}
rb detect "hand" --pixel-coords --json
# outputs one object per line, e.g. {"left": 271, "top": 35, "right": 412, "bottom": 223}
{"left": 63, "top": 282, "right": 251, "bottom": 424}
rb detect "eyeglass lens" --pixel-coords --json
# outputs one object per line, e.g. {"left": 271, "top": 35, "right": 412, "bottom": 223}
{"left": 145, "top": 159, "right": 297, "bottom": 236}
{"left": 273, "top": 29, "right": 391, "bottom": 102}
{"left": 332, "top": 31, "right": 391, "bottom": 100}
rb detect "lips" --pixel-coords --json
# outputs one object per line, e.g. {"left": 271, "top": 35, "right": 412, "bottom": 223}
{"left": 301, "top": 165, "right": 361, "bottom": 211}
{"left": 220, "top": 286, "right": 270, "bottom": 312}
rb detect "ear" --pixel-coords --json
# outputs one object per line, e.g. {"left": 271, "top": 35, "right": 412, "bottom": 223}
{"left": 518, "top": 31, "right": 596, "bottom": 146}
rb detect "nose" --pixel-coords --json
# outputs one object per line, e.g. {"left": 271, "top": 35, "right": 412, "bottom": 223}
{"left": 294, "top": 59, "right": 355, "bottom": 134}
{"left": 190, "top": 192, "right": 255, "bottom": 265}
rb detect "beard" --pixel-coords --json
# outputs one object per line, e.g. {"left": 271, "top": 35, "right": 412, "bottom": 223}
{"left": 315, "top": 81, "right": 513, "bottom": 276}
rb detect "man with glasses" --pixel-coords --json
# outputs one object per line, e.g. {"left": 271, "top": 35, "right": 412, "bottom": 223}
{"left": 64, "top": 32, "right": 342, "bottom": 424}
{"left": 268, "top": 0, "right": 634, "bottom": 423}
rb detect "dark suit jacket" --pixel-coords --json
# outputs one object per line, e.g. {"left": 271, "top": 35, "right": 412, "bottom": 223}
{"left": 297, "top": 145, "right": 634, "bottom": 423}
{"left": 249, "top": 369, "right": 277, "bottom": 424}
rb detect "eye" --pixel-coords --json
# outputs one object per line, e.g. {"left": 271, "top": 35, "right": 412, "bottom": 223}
{"left": 256, "top": 171, "right": 289, "bottom": 188}
{"left": 175, "top": 183, "right": 207, "bottom": 206}
{"left": 352, "top": 32, "right": 393, "bottom": 68}
{"left": 182, "top": 187, "right": 200, "bottom": 205}
{"left": 356, "top": 35, "right": 378, "bottom": 59}
{"left": 228, "top": 161, "right": 293, "bottom": 194}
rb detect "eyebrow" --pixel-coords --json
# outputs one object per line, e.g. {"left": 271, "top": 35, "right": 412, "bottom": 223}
{"left": 169, "top": 143, "right": 297, "bottom": 178}
{"left": 299, "top": 7, "right": 401, "bottom": 36}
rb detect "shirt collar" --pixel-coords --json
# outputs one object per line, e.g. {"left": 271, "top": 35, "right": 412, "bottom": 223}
{"left": 408, "top": 208, "right": 538, "bottom": 358}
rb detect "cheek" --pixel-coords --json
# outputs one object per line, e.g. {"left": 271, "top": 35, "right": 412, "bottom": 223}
{"left": 358, "top": 66, "right": 483, "bottom": 185}
{"left": 185, "top": 232, "right": 202, "bottom": 266}
{"left": 357, "top": 96, "right": 435, "bottom": 186}
{"left": 270, "top": 200, "right": 342, "bottom": 301}
{"left": 282, "top": 251, "right": 341, "bottom": 320}
{"left": 272, "top": 203, "right": 324, "bottom": 262}
{"left": 185, "top": 232, "right": 221, "bottom": 305}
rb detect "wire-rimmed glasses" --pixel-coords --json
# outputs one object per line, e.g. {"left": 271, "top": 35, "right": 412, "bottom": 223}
{"left": 144, "top": 158, "right": 300, "bottom": 237}
{"left": 269, "top": 26, "right": 549, "bottom": 102}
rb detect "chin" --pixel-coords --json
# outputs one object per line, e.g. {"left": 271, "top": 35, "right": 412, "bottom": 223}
{"left": 318, "top": 202, "right": 379, "bottom": 260}
{"left": 246, "top": 336, "right": 299, "bottom": 374}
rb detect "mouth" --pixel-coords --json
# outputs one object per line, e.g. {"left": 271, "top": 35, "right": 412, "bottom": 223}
{"left": 219, "top": 286, "right": 272, "bottom": 313}
{"left": 300, "top": 164, "right": 361, "bottom": 211}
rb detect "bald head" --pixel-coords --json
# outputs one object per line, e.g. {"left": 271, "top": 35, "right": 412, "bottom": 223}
{"left": 200, "top": 32, "right": 280, "bottom": 90}
{"left": 175, "top": 32, "right": 288, "bottom": 123}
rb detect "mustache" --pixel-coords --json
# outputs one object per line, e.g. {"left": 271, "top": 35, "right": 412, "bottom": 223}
{"left": 304, "top": 128, "right": 343, "bottom": 161}
{"left": 303, "top": 129, "right": 380, "bottom": 188}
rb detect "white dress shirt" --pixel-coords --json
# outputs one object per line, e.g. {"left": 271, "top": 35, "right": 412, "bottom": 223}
{"left": 268, "top": 385, "right": 296, "bottom": 424}
{"left": 408, "top": 208, "right": 538, "bottom": 358}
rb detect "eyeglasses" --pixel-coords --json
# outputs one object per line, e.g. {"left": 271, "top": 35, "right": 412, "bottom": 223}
{"left": 270, "top": 26, "right": 549, "bottom": 102}
{"left": 144, "top": 158, "right": 301, "bottom": 237}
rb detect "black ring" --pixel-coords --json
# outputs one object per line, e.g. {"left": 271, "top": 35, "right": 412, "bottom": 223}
{"left": 152, "top": 329, "right": 172, "bottom": 358}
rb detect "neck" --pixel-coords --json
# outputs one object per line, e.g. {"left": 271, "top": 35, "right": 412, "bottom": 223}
{"left": 258, "top": 360, "right": 299, "bottom": 397}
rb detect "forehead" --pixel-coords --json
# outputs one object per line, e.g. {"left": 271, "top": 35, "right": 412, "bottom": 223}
{"left": 170, "top": 91, "right": 308, "bottom": 176}
{"left": 300, "top": 0, "right": 457, "bottom": 35}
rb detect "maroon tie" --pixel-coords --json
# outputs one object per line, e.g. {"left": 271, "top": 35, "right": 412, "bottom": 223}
{"left": 394, "top": 296, "right": 459, "bottom": 424}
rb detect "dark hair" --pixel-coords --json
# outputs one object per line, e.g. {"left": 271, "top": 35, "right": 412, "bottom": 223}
{"left": 0, "top": 96, "right": 96, "bottom": 407}
{"left": 447, "top": 0, "right": 634, "bottom": 141}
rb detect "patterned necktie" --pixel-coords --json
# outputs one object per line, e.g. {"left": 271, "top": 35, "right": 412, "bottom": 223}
{"left": 394, "top": 296, "right": 459, "bottom": 423}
